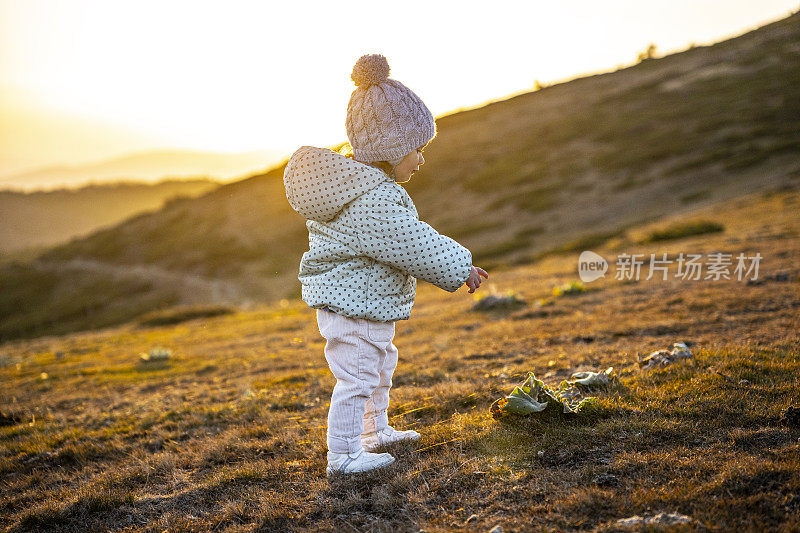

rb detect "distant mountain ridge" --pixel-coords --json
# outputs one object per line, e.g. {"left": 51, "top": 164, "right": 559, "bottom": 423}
{"left": 0, "top": 179, "right": 220, "bottom": 254}
{"left": 1, "top": 11, "right": 799, "bottom": 341}
{"left": 0, "top": 148, "right": 290, "bottom": 191}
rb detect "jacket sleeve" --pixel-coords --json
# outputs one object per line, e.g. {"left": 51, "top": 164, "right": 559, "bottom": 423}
{"left": 350, "top": 189, "right": 473, "bottom": 292}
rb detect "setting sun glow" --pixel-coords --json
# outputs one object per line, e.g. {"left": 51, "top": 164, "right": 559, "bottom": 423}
{"left": 1, "top": 0, "right": 798, "bottom": 186}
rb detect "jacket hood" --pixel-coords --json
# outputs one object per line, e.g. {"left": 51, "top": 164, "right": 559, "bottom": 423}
{"left": 283, "top": 146, "right": 392, "bottom": 223}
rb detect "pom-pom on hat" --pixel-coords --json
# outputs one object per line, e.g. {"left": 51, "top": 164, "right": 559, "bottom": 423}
{"left": 345, "top": 54, "right": 437, "bottom": 165}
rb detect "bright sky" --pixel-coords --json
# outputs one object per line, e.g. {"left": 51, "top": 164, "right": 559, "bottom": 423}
{"left": 1, "top": 0, "right": 798, "bottom": 176}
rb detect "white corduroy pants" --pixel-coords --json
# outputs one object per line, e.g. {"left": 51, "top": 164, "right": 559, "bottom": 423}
{"left": 316, "top": 308, "right": 398, "bottom": 454}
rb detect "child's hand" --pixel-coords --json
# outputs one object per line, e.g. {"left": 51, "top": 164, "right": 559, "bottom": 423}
{"left": 465, "top": 266, "right": 489, "bottom": 293}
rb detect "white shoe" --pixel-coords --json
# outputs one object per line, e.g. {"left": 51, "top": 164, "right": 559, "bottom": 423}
{"left": 326, "top": 448, "right": 395, "bottom": 476}
{"left": 361, "top": 426, "right": 421, "bottom": 452}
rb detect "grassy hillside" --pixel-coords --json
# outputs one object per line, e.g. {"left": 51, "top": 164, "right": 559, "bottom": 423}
{"left": 0, "top": 179, "right": 219, "bottom": 255}
{"left": 2, "top": 12, "right": 800, "bottom": 341}
{"left": 1, "top": 186, "right": 797, "bottom": 531}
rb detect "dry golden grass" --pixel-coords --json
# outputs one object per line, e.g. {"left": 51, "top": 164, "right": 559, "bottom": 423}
{"left": 1, "top": 187, "right": 799, "bottom": 532}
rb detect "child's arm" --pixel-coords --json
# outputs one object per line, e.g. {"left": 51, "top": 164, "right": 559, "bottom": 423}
{"left": 352, "top": 191, "right": 473, "bottom": 292}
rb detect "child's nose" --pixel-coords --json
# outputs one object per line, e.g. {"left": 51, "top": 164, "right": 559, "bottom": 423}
{"left": 419, "top": 153, "right": 425, "bottom": 165}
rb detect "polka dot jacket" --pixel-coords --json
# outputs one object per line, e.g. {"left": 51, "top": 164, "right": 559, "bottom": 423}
{"left": 283, "top": 146, "right": 472, "bottom": 322}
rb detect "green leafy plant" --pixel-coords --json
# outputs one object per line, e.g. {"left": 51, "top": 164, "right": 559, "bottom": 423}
{"left": 552, "top": 280, "right": 587, "bottom": 296}
{"left": 139, "top": 347, "right": 171, "bottom": 363}
{"left": 491, "top": 371, "right": 600, "bottom": 419}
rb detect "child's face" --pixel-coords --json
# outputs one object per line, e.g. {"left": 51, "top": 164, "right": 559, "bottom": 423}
{"left": 393, "top": 146, "right": 425, "bottom": 183}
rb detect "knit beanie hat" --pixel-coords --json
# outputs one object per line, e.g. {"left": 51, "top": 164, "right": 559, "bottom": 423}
{"left": 345, "top": 54, "right": 437, "bottom": 165}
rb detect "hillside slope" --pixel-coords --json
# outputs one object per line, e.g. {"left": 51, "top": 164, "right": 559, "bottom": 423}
{"left": 2, "top": 11, "right": 800, "bottom": 341}
{"left": 0, "top": 180, "right": 219, "bottom": 255}
{"left": 1, "top": 186, "right": 797, "bottom": 530}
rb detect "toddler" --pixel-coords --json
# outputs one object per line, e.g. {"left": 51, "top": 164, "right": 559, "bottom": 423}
{"left": 283, "top": 54, "right": 488, "bottom": 476}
